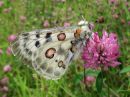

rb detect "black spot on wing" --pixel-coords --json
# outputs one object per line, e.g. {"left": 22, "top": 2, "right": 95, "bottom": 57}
{"left": 55, "top": 60, "right": 58, "bottom": 62}
{"left": 25, "top": 48, "right": 29, "bottom": 52}
{"left": 35, "top": 41, "right": 40, "bottom": 48}
{"left": 45, "top": 32, "right": 52, "bottom": 42}
{"left": 34, "top": 30, "right": 41, "bottom": 38}
{"left": 45, "top": 32, "right": 52, "bottom": 38}
{"left": 36, "top": 33, "right": 40, "bottom": 38}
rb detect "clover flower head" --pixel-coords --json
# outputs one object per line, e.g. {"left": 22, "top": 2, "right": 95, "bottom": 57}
{"left": 3, "top": 65, "right": 12, "bottom": 73}
{"left": 43, "top": 20, "right": 50, "bottom": 27}
{"left": 82, "top": 31, "right": 120, "bottom": 69}
{"left": 20, "top": 16, "right": 27, "bottom": 22}
{"left": 8, "top": 34, "right": 16, "bottom": 42}
{"left": 64, "top": 22, "right": 70, "bottom": 27}
{"left": 0, "top": 1, "right": 4, "bottom": 7}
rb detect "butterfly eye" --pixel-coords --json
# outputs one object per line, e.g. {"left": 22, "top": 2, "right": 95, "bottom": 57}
{"left": 45, "top": 48, "right": 56, "bottom": 59}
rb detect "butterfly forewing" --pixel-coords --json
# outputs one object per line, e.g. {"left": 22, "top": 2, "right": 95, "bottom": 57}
{"left": 11, "top": 26, "right": 78, "bottom": 62}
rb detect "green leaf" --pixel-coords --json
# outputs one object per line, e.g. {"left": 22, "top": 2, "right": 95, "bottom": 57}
{"left": 120, "top": 66, "right": 130, "bottom": 74}
{"left": 96, "top": 71, "right": 104, "bottom": 93}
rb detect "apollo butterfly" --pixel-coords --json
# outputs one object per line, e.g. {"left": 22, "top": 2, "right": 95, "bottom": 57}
{"left": 11, "top": 20, "right": 92, "bottom": 80}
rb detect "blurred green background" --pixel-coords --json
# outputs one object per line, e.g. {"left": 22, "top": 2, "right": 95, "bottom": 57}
{"left": 0, "top": 0, "right": 130, "bottom": 97}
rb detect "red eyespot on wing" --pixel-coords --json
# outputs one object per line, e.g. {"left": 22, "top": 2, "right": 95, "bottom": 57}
{"left": 45, "top": 48, "right": 56, "bottom": 59}
{"left": 57, "top": 33, "right": 66, "bottom": 41}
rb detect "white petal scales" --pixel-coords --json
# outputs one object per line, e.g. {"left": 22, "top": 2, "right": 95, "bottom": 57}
{"left": 11, "top": 20, "right": 92, "bottom": 80}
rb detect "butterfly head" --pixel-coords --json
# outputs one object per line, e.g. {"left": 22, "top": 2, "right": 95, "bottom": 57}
{"left": 77, "top": 20, "right": 92, "bottom": 39}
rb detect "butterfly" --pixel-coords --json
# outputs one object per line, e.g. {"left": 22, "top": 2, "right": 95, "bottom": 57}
{"left": 11, "top": 20, "right": 92, "bottom": 80}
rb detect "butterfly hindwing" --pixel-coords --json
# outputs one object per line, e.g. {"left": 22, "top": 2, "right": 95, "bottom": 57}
{"left": 32, "top": 40, "right": 74, "bottom": 80}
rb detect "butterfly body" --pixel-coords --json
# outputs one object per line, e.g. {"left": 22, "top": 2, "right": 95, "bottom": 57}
{"left": 11, "top": 20, "right": 92, "bottom": 80}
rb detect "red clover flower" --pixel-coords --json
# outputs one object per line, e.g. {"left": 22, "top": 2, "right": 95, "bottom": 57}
{"left": 82, "top": 31, "right": 120, "bottom": 69}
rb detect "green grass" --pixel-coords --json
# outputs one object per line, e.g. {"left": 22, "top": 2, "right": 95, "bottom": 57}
{"left": 0, "top": 0, "right": 130, "bottom": 97}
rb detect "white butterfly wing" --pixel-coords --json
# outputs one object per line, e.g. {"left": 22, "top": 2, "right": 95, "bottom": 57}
{"left": 11, "top": 20, "right": 92, "bottom": 80}
{"left": 11, "top": 27, "right": 76, "bottom": 64}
